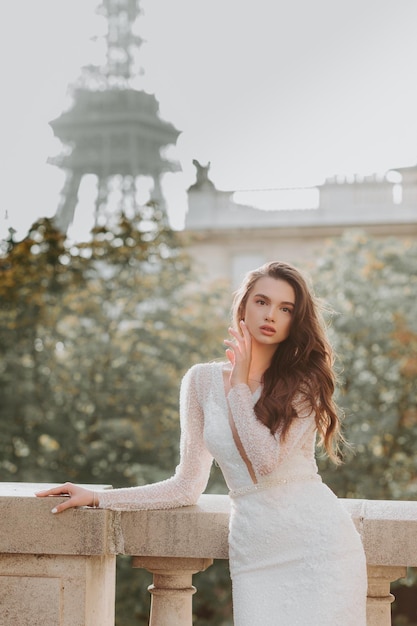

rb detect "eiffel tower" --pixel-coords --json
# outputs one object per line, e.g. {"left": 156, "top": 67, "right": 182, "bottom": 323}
{"left": 49, "top": 0, "right": 179, "bottom": 233}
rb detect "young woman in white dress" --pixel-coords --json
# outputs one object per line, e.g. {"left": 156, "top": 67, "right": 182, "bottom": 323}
{"left": 36, "top": 261, "right": 367, "bottom": 625}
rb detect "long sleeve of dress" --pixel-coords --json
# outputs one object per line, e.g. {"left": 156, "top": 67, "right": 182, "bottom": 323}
{"left": 227, "top": 383, "right": 316, "bottom": 478}
{"left": 98, "top": 366, "right": 213, "bottom": 510}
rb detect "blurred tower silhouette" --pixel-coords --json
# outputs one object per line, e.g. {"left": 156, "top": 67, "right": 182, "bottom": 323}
{"left": 49, "top": 0, "right": 179, "bottom": 233}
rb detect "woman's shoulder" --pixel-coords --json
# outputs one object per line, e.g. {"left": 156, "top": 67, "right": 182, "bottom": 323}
{"left": 184, "top": 360, "right": 225, "bottom": 380}
{"left": 181, "top": 360, "right": 226, "bottom": 396}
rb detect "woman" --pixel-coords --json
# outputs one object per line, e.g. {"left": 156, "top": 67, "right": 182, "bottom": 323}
{"left": 36, "top": 261, "right": 367, "bottom": 625}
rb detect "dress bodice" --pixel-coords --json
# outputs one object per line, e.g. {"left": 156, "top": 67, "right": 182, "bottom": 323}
{"left": 201, "top": 362, "right": 319, "bottom": 493}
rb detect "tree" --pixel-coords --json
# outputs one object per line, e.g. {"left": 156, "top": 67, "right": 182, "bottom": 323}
{"left": 0, "top": 207, "right": 231, "bottom": 625}
{"left": 309, "top": 231, "right": 417, "bottom": 502}
{"left": 0, "top": 208, "right": 229, "bottom": 484}
{"left": 309, "top": 230, "right": 417, "bottom": 626}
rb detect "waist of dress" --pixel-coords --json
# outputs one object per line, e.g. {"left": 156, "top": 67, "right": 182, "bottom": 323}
{"left": 229, "top": 473, "right": 322, "bottom": 498}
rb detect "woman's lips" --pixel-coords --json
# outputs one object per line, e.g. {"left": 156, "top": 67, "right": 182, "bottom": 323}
{"left": 260, "top": 325, "right": 276, "bottom": 336}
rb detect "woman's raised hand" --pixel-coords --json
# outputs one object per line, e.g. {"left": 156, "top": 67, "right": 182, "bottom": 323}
{"left": 224, "top": 320, "right": 252, "bottom": 387}
{"left": 35, "top": 482, "right": 96, "bottom": 514}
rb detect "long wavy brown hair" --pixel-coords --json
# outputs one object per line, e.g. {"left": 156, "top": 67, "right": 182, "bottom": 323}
{"left": 232, "top": 261, "right": 344, "bottom": 464}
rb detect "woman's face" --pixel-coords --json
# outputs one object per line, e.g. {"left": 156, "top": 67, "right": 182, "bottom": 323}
{"left": 243, "top": 276, "right": 295, "bottom": 347}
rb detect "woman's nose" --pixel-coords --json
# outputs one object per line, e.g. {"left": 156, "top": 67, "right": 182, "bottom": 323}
{"left": 264, "top": 309, "right": 275, "bottom": 322}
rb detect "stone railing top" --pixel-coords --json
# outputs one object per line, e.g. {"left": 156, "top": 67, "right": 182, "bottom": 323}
{"left": 0, "top": 482, "right": 112, "bottom": 497}
{"left": 0, "top": 482, "right": 113, "bottom": 556}
{"left": 1, "top": 484, "right": 417, "bottom": 567}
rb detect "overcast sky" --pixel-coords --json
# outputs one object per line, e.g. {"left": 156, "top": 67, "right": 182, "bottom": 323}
{"left": 1, "top": 0, "right": 417, "bottom": 240}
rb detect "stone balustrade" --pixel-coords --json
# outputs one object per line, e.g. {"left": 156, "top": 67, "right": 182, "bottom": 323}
{"left": 1, "top": 483, "right": 417, "bottom": 625}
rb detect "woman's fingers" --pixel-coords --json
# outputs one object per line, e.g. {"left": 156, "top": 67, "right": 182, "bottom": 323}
{"left": 239, "top": 319, "right": 250, "bottom": 337}
{"left": 224, "top": 323, "right": 252, "bottom": 387}
{"left": 225, "top": 348, "right": 235, "bottom": 365}
{"left": 225, "top": 329, "right": 241, "bottom": 350}
{"left": 223, "top": 338, "right": 240, "bottom": 356}
{"left": 35, "top": 483, "right": 95, "bottom": 514}
{"left": 239, "top": 320, "right": 252, "bottom": 352}
{"left": 225, "top": 326, "right": 245, "bottom": 350}
{"left": 224, "top": 324, "right": 252, "bottom": 361}
{"left": 50, "top": 498, "right": 74, "bottom": 515}
{"left": 35, "top": 483, "right": 74, "bottom": 497}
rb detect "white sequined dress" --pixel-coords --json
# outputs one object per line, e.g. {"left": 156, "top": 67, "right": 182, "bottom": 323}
{"left": 98, "top": 362, "right": 367, "bottom": 626}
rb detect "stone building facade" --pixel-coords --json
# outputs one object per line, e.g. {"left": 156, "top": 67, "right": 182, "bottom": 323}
{"left": 182, "top": 162, "right": 417, "bottom": 287}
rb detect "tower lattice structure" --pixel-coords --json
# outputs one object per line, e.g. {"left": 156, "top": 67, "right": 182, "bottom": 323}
{"left": 49, "top": 0, "right": 179, "bottom": 233}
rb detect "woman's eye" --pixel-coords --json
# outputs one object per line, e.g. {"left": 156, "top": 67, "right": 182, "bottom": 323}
{"left": 256, "top": 299, "right": 266, "bottom": 305}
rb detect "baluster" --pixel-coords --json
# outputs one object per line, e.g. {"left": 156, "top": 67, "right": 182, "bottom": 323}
{"left": 366, "top": 565, "right": 407, "bottom": 626}
{"left": 132, "top": 556, "right": 213, "bottom": 626}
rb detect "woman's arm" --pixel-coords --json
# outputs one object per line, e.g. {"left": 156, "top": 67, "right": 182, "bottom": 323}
{"left": 36, "top": 365, "right": 213, "bottom": 513}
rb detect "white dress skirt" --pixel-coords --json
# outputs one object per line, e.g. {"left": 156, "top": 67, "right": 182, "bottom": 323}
{"left": 228, "top": 481, "right": 367, "bottom": 626}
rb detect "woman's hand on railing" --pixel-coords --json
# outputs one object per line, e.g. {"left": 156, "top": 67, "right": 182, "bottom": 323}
{"left": 35, "top": 482, "right": 96, "bottom": 514}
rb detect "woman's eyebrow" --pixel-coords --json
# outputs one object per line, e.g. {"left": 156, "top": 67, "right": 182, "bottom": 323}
{"left": 253, "top": 292, "right": 270, "bottom": 301}
{"left": 253, "top": 293, "right": 295, "bottom": 307}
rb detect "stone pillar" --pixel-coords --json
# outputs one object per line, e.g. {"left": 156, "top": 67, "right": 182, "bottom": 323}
{"left": 0, "top": 483, "right": 116, "bottom": 626}
{"left": 0, "top": 553, "right": 115, "bottom": 626}
{"left": 132, "top": 556, "right": 213, "bottom": 626}
{"left": 366, "top": 565, "right": 407, "bottom": 626}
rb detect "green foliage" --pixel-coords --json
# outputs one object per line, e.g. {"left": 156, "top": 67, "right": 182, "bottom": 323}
{"left": 0, "top": 209, "right": 227, "bottom": 485}
{"left": 311, "top": 230, "right": 417, "bottom": 501}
